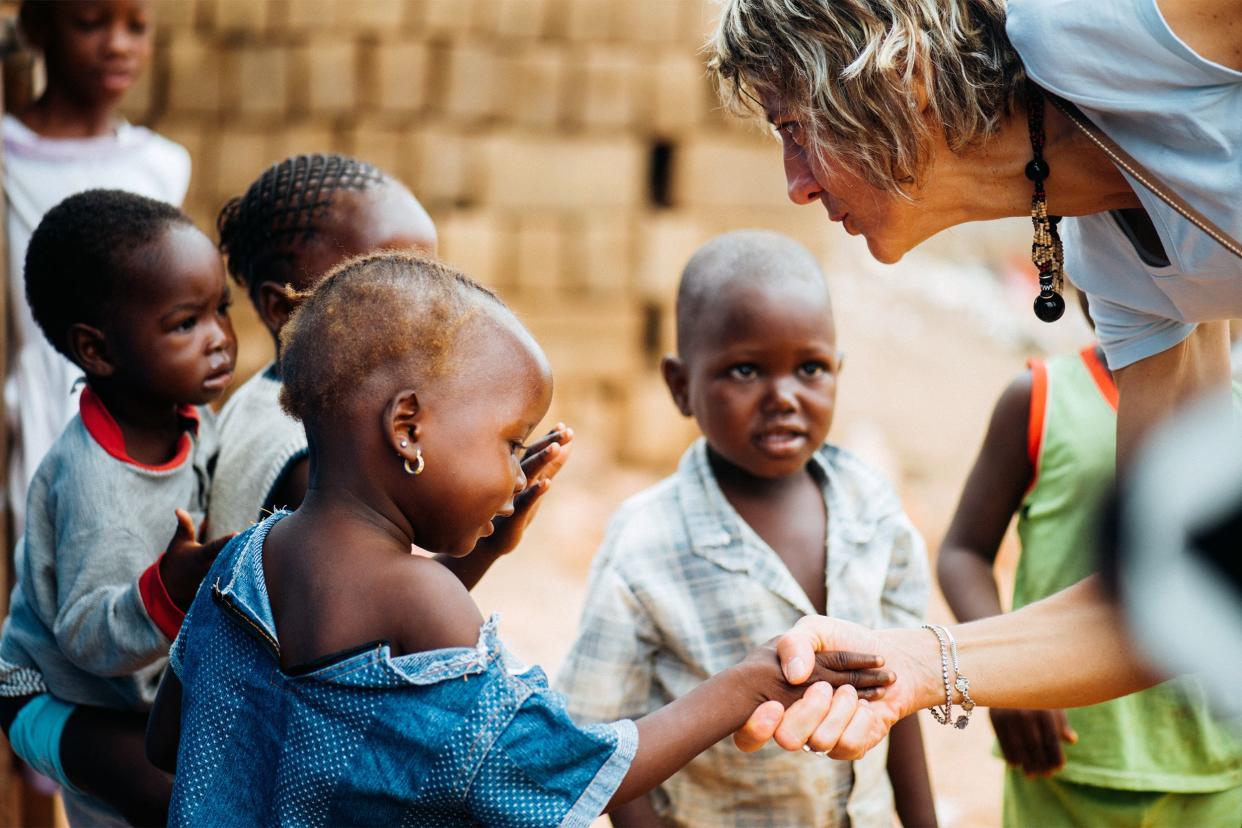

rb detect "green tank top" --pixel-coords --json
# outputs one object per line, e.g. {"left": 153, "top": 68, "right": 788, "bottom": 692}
{"left": 1014, "top": 346, "right": 1242, "bottom": 792}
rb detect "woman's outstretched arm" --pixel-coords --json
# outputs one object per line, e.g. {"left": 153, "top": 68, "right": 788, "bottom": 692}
{"left": 736, "top": 577, "right": 1163, "bottom": 759}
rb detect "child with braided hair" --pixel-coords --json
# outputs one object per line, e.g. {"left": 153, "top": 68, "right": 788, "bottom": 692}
{"left": 146, "top": 252, "right": 895, "bottom": 827}
{"left": 211, "top": 153, "right": 572, "bottom": 587}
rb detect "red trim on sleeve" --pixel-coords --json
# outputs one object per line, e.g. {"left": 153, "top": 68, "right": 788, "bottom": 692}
{"left": 139, "top": 557, "right": 186, "bottom": 640}
{"left": 80, "top": 387, "right": 199, "bottom": 471}
{"left": 1079, "top": 344, "right": 1119, "bottom": 411}
{"left": 1024, "top": 357, "right": 1049, "bottom": 496}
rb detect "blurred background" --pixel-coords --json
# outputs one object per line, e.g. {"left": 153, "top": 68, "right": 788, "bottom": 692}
{"left": 0, "top": 0, "right": 1103, "bottom": 824}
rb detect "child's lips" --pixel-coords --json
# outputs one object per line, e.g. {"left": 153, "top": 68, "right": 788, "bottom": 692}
{"left": 202, "top": 367, "right": 234, "bottom": 391}
{"left": 753, "top": 429, "right": 809, "bottom": 458}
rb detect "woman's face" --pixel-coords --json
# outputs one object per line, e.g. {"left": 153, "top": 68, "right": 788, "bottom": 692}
{"left": 768, "top": 104, "right": 926, "bottom": 264}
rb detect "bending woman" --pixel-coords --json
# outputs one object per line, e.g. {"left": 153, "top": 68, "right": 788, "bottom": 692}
{"left": 704, "top": 0, "right": 1241, "bottom": 752}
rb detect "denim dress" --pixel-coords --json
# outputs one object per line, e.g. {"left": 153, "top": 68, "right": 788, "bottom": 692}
{"left": 168, "top": 513, "right": 637, "bottom": 827}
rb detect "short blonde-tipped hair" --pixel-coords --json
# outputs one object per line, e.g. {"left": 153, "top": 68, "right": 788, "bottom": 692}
{"left": 708, "top": 0, "right": 1025, "bottom": 195}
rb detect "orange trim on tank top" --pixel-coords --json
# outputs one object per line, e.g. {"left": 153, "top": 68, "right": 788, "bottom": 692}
{"left": 1079, "top": 344, "right": 1118, "bottom": 411}
{"left": 1024, "top": 357, "right": 1048, "bottom": 497}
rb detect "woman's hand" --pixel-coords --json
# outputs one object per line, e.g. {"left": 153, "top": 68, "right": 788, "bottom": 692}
{"left": 734, "top": 616, "right": 933, "bottom": 759}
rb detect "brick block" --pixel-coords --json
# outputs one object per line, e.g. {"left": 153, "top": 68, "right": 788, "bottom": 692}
{"left": 269, "top": 124, "right": 339, "bottom": 166}
{"left": 408, "top": 127, "right": 478, "bottom": 207}
{"left": 370, "top": 40, "right": 429, "bottom": 114}
{"left": 513, "top": 216, "right": 567, "bottom": 296}
{"left": 415, "top": 0, "right": 477, "bottom": 35}
{"left": 152, "top": 0, "right": 199, "bottom": 29}
{"left": 211, "top": 0, "right": 268, "bottom": 32}
{"left": 156, "top": 119, "right": 213, "bottom": 210}
{"left": 618, "top": 374, "right": 698, "bottom": 467}
{"left": 499, "top": 47, "right": 566, "bottom": 129}
{"left": 648, "top": 52, "right": 709, "bottom": 136}
{"left": 487, "top": 0, "right": 550, "bottom": 39}
{"left": 636, "top": 214, "right": 708, "bottom": 301}
{"left": 483, "top": 135, "right": 645, "bottom": 209}
{"left": 570, "top": 47, "right": 641, "bottom": 130}
{"left": 670, "top": 136, "right": 790, "bottom": 209}
{"left": 436, "top": 211, "right": 508, "bottom": 289}
{"left": 615, "top": 0, "right": 684, "bottom": 44}
{"left": 301, "top": 38, "right": 358, "bottom": 114}
{"left": 277, "top": 0, "right": 339, "bottom": 30}
{"left": 518, "top": 298, "right": 644, "bottom": 382}
{"left": 436, "top": 42, "right": 498, "bottom": 122}
{"left": 346, "top": 0, "right": 404, "bottom": 29}
{"left": 562, "top": 0, "right": 616, "bottom": 40}
{"left": 566, "top": 214, "right": 633, "bottom": 296}
{"left": 214, "top": 128, "right": 276, "bottom": 204}
{"left": 167, "top": 35, "right": 221, "bottom": 114}
{"left": 345, "top": 123, "right": 410, "bottom": 182}
{"left": 229, "top": 44, "right": 290, "bottom": 118}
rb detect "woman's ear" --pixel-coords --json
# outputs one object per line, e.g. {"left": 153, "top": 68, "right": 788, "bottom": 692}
{"left": 660, "top": 355, "right": 693, "bottom": 417}
{"left": 67, "top": 323, "right": 114, "bottom": 378}
{"left": 383, "top": 389, "right": 423, "bottom": 463}
{"left": 257, "top": 281, "right": 298, "bottom": 338}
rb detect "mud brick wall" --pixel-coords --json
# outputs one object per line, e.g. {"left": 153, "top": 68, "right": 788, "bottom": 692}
{"left": 100, "top": 0, "right": 844, "bottom": 467}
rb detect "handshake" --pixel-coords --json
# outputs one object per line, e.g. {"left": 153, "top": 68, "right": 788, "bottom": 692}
{"left": 732, "top": 616, "right": 919, "bottom": 760}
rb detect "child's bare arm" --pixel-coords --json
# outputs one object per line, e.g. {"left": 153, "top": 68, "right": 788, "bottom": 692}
{"left": 936, "top": 372, "right": 1033, "bottom": 623}
{"left": 146, "top": 668, "right": 183, "bottom": 773}
{"left": 887, "top": 716, "right": 937, "bottom": 827}
{"left": 609, "top": 794, "right": 663, "bottom": 826}
{"left": 604, "top": 647, "right": 892, "bottom": 812}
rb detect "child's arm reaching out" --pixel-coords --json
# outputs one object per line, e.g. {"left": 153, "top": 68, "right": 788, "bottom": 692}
{"left": 604, "top": 647, "right": 892, "bottom": 812}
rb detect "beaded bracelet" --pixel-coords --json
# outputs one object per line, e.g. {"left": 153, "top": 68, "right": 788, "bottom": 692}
{"left": 921, "top": 624, "right": 954, "bottom": 726}
{"left": 942, "top": 626, "right": 976, "bottom": 729}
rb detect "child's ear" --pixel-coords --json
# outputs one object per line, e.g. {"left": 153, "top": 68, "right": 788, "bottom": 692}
{"left": 67, "top": 323, "right": 115, "bottom": 377}
{"left": 257, "top": 282, "right": 297, "bottom": 337}
{"left": 383, "top": 389, "right": 423, "bottom": 464}
{"left": 660, "top": 355, "right": 692, "bottom": 417}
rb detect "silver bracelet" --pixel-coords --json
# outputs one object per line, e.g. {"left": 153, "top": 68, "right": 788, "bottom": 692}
{"left": 921, "top": 624, "right": 953, "bottom": 725}
{"left": 942, "top": 626, "right": 976, "bottom": 729}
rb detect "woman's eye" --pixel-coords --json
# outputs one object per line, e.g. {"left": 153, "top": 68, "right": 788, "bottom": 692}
{"left": 775, "top": 121, "right": 807, "bottom": 148}
{"left": 729, "top": 364, "right": 758, "bottom": 380}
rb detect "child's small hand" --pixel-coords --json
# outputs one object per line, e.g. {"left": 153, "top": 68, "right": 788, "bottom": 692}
{"left": 476, "top": 424, "right": 574, "bottom": 557}
{"left": 739, "top": 641, "right": 894, "bottom": 709}
{"left": 160, "top": 509, "right": 236, "bottom": 610}
{"left": 990, "top": 707, "right": 1077, "bottom": 777}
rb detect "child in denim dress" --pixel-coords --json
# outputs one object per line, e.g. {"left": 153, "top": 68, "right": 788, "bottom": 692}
{"left": 147, "top": 252, "right": 894, "bottom": 827}
{"left": 0, "top": 190, "right": 236, "bottom": 825}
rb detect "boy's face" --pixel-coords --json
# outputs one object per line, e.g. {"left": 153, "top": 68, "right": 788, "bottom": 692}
{"left": 105, "top": 225, "right": 237, "bottom": 407}
{"left": 666, "top": 280, "right": 840, "bottom": 480}
{"left": 403, "top": 316, "right": 553, "bottom": 556}
{"left": 34, "top": 1, "right": 152, "bottom": 106}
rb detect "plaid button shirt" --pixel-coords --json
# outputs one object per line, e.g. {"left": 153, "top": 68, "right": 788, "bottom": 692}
{"left": 557, "top": 439, "right": 930, "bottom": 828}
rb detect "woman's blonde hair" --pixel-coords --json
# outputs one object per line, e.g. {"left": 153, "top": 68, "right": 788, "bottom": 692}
{"left": 708, "top": 0, "right": 1025, "bottom": 195}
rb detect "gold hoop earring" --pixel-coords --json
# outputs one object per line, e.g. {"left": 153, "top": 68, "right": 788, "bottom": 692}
{"left": 403, "top": 448, "right": 424, "bottom": 476}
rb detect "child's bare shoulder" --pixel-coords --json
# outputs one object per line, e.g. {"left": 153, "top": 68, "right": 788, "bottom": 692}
{"left": 375, "top": 555, "right": 485, "bottom": 656}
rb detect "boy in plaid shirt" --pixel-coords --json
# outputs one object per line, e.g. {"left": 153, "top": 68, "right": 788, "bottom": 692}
{"left": 558, "top": 231, "right": 935, "bottom": 827}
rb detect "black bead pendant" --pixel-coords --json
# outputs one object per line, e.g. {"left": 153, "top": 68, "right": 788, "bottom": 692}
{"left": 1033, "top": 290, "right": 1066, "bottom": 323}
{"left": 1025, "top": 158, "right": 1050, "bottom": 183}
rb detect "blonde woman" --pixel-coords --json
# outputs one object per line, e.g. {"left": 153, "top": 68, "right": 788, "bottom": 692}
{"left": 707, "top": 0, "right": 1242, "bottom": 792}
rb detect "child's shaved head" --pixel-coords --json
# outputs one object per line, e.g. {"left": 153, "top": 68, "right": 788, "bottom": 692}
{"left": 676, "top": 230, "right": 830, "bottom": 358}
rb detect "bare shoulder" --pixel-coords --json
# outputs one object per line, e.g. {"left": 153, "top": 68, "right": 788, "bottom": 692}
{"left": 1156, "top": 0, "right": 1242, "bottom": 71}
{"left": 384, "top": 555, "right": 486, "bottom": 656}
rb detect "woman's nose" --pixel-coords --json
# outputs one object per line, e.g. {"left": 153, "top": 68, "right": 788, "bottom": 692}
{"left": 785, "top": 146, "right": 822, "bottom": 206}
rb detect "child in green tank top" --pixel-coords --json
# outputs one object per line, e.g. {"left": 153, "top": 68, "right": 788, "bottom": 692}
{"left": 937, "top": 301, "right": 1242, "bottom": 826}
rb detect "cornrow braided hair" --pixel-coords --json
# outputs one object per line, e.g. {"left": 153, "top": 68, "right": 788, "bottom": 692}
{"left": 217, "top": 154, "right": 388, "bottom": 298}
